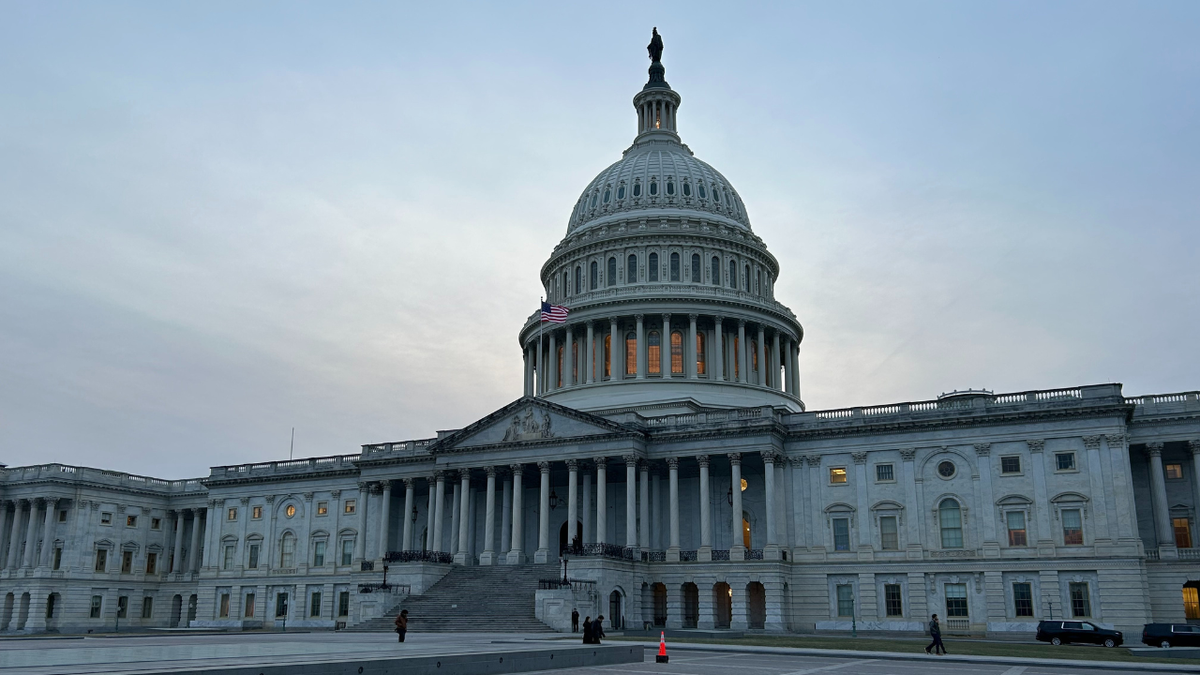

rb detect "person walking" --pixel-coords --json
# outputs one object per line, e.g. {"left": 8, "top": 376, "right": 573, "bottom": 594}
{"left": 925, "top": 613, "right": 945, "bottom": 655}
{"left": 571, "top": 608, "right": 580, "bottom": 633}
{"left": 394, "top": 609, "right": 409, "bottom": 643}
{"left": 581, "top": 616, "right": 593, "bottom": 644}
{"left": 593, "top": 614, "right": 606, "bottom": 644}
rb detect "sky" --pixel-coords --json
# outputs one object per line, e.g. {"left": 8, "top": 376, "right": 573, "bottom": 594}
{"left": 1, "top": 2, "right": 1197, "bottom": 478}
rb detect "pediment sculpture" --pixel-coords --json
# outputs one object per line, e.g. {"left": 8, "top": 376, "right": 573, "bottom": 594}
{"left": 502, "top": 408, "right": 555, "bottom": 442}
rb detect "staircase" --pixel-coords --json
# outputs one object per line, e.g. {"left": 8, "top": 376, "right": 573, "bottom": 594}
{"left": 348, "top": 563, "right": 558, "bottom": 633}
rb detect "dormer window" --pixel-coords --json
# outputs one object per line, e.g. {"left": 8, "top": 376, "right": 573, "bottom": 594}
{"left": 603, "top": 188, "right": 611, "bottom": 203}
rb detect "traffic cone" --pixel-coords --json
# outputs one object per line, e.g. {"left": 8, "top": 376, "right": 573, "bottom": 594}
{"left": 656, "top": 631, "right": 669, "bottom": 663}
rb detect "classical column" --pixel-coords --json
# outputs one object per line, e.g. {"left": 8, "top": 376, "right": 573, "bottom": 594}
{"left": 586, "top": 321, "right": 595, "bottom": 384}
{"left": 7, "top": 501, "right": 25, "bottom": 570}
{"left": 595, "top": 458, "right": 608, "bottom": 545}
{"left": 688, "top": 314, "right": 699, "bottom": 379}
{"left": 661, "top": 314, "right": 672, "bottom": 377}
{"left": 507, "top": 465, "right": 525, "bottom": 563}
{"left": 736, "top": 320, "right": 747, "bottom": 383}
{"left": 756, "top": 325, "right": 766, "bottom": 386}
{"left": 771, "top": 331, "right": 781, "bottom": 390}
{"left": 500, "top": 472, "right": 513, "bottom": 555}
{"left": 1191, "top": 441, "right": 1200, "bottom": 543}
{"left": 21, "top": 501, "right": 38, "bottom": 568}
{"left": 402, "top": 479, "right": 415, "bottom": 551}
{"left": 480, "top": 467, "right": 497, "bottom": 564}
{"left": 792, "top": 342, "right": 801, "bottom": 396}
{"left": 730, "top": 453, "right": 744, "bottom": 555}
{"left": 635, "top": 315, "right": 646, "bottom": 379}
{"left": 625, "top": 455, "right": 638, "bottom": 548}
{"left": 668, "top": 458, "right": 681, "bottom": 557}
{"left": 763, "top": 453, "right": 777, "bottom": 547}
{"left": 354, "top": 483, "right": 370, "bottom": 563}
{"left": 548, "top": 330, "right": 558, "bottom": 391}
{"left": 698, "top": 456, "right": 712, "bottom": 552}
{"left": 712, "top": 316, "right": 724, "bottom": 381}
{"left": 1147, "top": 443, "right": 1176, "bottom": 553}
{"left": 566, "top": 460, "right": 579, "bottom": 549}
{"left": 38, "top": 498, "right": 57, "bottom": 568}
{"left": 524, "top": 346, "right": 533, "bottom": 396}
{"left": 171, "top": 510, "right": 186, "bottom": 573}
{"left": 609, "top": 317, "right": 621, "bottom": 379}
{"left": 456, "top": 470, "right": 472, "bottom": 563}
{"left": 535, "top": 462, "right": 551, "bottom": 562}
{"left": 784, "top": 337, "right": 795, "bottom": 394}
{"left": 582, "top": 472, "right": 592, "bottom": 544}
{"left": 564, "top": 325, "right": 574, "bottom": 387}
{"left": 188, "top": 509, "right": 202, "bottom": 573}
{"left": 432, "top": 473, "right": 446, "bottom": 553}
{"left": 379, "top": 481, "right": 393, "bottom": 559}
{"left": 535, "top": 335, "right": 544, "bottom": 396}
{"left": 449, "top": 482, "right": 460, "bottom": 555}
{"left": 639, "top": 462, "right": 651, "bottom": 549}
{"left": 426, "top": 475, "right": 437, "bottom": 551}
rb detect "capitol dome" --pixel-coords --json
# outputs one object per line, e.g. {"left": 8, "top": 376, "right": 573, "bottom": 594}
{"left": 519, "top": 34, "right": 804, "bottom": 414}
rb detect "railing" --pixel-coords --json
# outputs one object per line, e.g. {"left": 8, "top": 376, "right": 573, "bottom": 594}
{"left": 679, "top": 550, "right": 698, "bottom": 562}
{"left": 809, "top": 386, "right": 1101, "bottom": 422}
{"left": 641, "top": 550, "right": 666, "bottom": 562}
{"left": 711, "top": 549, "right": 730, "bottom": 561}
{"left": 360, "top": 561, "right": 375, "bottom": 571}
{"left": 0, "top": 463, "right": 206, "bottom": 493}
{"left": 1179, "top": 549, "right": 1200, "bottom": 560}
{"left": 944, "top": 618, "right": 970, "bottom": 633}
{"left": 212, "top": 454, "right": 359, "bottom": 479}
{"left": 1127, "top": 392, "right": 1200, "bottom": 406}
{"left": 747, "top": 548, "right": 764, "bottom": 560}
{"left": 360, "top": 438, "right": 438, "bottom": 457}
{"left": 358, "top": 583, "right": 411, "bottom": 594}
{"left": 578, "top": 543, "right": 635, "bottom": 560}
{"left": 383, "top": 550, "right": 453, "bottom": 564}
{"left": 1146, "top": 549, "right": 1161, "bottom": 561}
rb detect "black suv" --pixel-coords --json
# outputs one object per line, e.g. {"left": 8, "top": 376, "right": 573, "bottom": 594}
{"left": 1036, "top": 620, "right": 1123, "bottom": 647}
{"left": 1142, "top": 623, "right": 1200, "bottom": 648}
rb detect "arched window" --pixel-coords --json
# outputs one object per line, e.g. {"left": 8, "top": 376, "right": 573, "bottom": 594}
{"left": 280, "top": 532, "right": 296, "bottom": 568}
{"left": 633, "top": 181, "right": 642, "bottom": 197}
{"left": 711, "top": 256, "right": 720, "bottom": 286}
{"left": 603, "top": 188, "right": 611, "bottom": 203}
{"left": 607, "top": 257, "right": 617, "bottom": 287}
{"left": 683, "top": 182, "right": 691, "bottom": 197}
{"left": 574, "top": 266, "right": 581, "bottom": 295}
{"left": 939, "top": 499, "right": 963, "bottom": 549}
{"left": 745, "top": 265, "right": 751, "bottom": 292}
{"left": 666, "top": 180, "right": 675, "bottom": 195}
{"left": 649, "top": 181, "right": 658, "bottom": 196}
{"left": 625, "top": 332, "right": 637, "bottom": 376}
{"left": 572, "top": 342, "right": 578, "bottom": 383}
{"left": 699, "top": 184, "right": 707, "bottom": 199}
{"left": 696, "top": 332, "right": 706, "bottom": 375}
{"left": 627, "top": 254, "right": 637, "bottom": 283}
{"left": 604, "top": 334, "right": 611, "bottom": 378}
{"left": 691, "top": 253, "right": 700, "bottom": 283}
{"left": 647, "top": 330, "right": 661, "bottom": 374}
{"left": 729, "top": 260, "right": 737, "bottom": 289}
{"left": 670, "top": 252, "right": 680, "bottom": 281}
{"left": 557, "top": 345, "right": 564, "bottom": 388}
{"left": 670, "top": 331, "right": 683, "bottom": 374}
{"left": 648, "top": 253, "right": 659, "bottom": 282}
{"left": 590, "top": 193, "right": 597, "bottom": 208}
{"left": 713, "top": 186, "right": 721, "bottom": 202}
{"left": 590, "top": 261, "right": 598, "bottom": 290}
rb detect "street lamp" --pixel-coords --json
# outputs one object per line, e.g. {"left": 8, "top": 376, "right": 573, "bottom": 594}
{"left": 549, "top": 489, "right": 559, "bottom": 510}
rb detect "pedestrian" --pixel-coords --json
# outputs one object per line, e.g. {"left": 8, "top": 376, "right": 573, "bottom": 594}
{"left": 582, "top": 616, "right": 593, "bottom": 644}
{"left": 594, "top": 614, "right": 606, "bottom": 644}
{"left": 394, "top": 609, "right": 408, "bottom": 643}
{"left": 571, "top": 608, "right": 580, "bottom": 632}
{"left": 925, "top": 613, "right": 945, "bottom": 655}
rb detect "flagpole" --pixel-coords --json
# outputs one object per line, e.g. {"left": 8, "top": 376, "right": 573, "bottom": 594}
{"left": 538, "top": 297, "right": 544, "bottom": 397}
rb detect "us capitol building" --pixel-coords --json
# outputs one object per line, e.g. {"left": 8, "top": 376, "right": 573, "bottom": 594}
{"left": 2, "top": 34, "right": 1199, "bottom": 637}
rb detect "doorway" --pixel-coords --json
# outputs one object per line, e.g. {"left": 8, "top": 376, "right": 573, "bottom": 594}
{"left": 186, "top": 594, "right": 197, "bottom": 624}
{"left": 608, "top": 590, "right": 623, "bottom": 629}
{"left": 682, "top": 583, "right": 699, "bottom": 628}
{"left": 747, "top": 582, "right": 766, "bottom": 629}
{"left": 170, "top": 595, "right": 182, "bottom": 627}
{"left": 713, "top": 582, "right": 731, "bottom": 629}
{"left": 652, "top": 583, "right": 667, "bottom": 627}
{"left": 559, "top": 521, "right": 583, "bottom": 555}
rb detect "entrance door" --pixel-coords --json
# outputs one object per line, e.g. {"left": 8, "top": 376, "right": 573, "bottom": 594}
{"left": 713, "top": 582, "right": 731, "bottom": 629}
{"left": 186, "top": 595, "right": 197, "bottom": 623}
{"left": 170, "top": 595, "right": 182, "bottom": 627}
{"left": 652, "top": 583, "right": 667, "bottom": 627}
{"left": 559, "top": 521, "right": 583, "bottom": 555}
{"left": 747, "top": 582, "right": 766, "bottom": 629}
{"left": 682, "top": 583, "right": 699, "bottom": 628}
{"left": 608, "top": 590, "right": 623, "bottom": 629}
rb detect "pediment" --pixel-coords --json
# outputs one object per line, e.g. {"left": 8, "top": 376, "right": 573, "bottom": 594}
{"left": 432, "top": 397, "right": 636, "bottom": 451}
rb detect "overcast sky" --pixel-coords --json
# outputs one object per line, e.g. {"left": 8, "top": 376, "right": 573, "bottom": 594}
{"left": 1, "top": 2, "right": 1197, "bottom": 478}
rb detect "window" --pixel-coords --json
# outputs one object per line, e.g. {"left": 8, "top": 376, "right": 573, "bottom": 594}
{"left": 1006, "top": 511, "right": 1027, "bottom": 547}
{"left": 744, "top": 265, "right": 750, "bottom": 292}
{"left": 53, "top": 547, "right": 63, "bottom": 570}
{"left": 698, "top": 183, "right": 707, "bottom": 199}
{"left": 117, "top": 595, "right": 128, "bottom": 619}
{"left": 836, "top": 584, "right": 854, "bottom": 617}
{"left": 150, "top": 517, "right": 161, "bottom": 529}
{"left": 310, "top": 591, "right": 322, "bottom": 618}
{"left": 1167, "top": 464, "right": 1184, "bottom": 480}
{"left": 247, "top": 544, "right": 260, "bottom": 569}
{"left": 344, "top": 500, "right": 356, "bottom": 515}
{"left": 829, "top": 467, "right": 847, "bottom": 484}
{"left": 880, "top": 516, "right": 899, "bottom": 550}
{"left": 223, "top": 545, "right": 235, "bottom": 570}
{"left": 728, "top": 260, "right": 737, "bottom": 289}
{"left": 649, "top": 180, "right": 658, "bottom": 196}
{"left": 146, "top": 552, "right": 157, "bottom": 574}
{"left": 219, "top": 593, "right": 230, "bottom": 618}
{"left": 944, "top": 583, "right": 968, "bottom": 617}
{"left": 1013, "top": 583, "right": 1034, "bottom": 617}
{"left": 627, "top": 254, "right": 637, "bottom": 283}
{"left": 618, "top": 185, "right": 626, "bottom": 200}
{"left": 1061, "top": 509, "right": 1083, "bottom": 545}
{"left": 590, "top": 261, "right": 598, "bottom": 290}
{"left": 141, "top": 596, "right": 153, "bottom": 619}
{"left": 227, "top": 508, "right": 237, "bottom": 521}
{"left": 625, "top": 331, "right": 637, "bottom": 376}
{"left": 90, "top": 595, "right": 102, "bottom": 618}
{"left": 939, "top": 499, "right": 963, "bottom": 549}
{"left": 603, "top": 188, "right": 610, "bottom": 203}
{"left": 59, "top": 510, "right": 68, "bottom": 523}
{"left": 755, "top": 270, "right": 761, "bottom": 295}
{"left": 670, "top": 331, "right": 683, "bottom": 374}
{"left": 248, "top": 505, "right": 260, "bottom": 519}
{"left": 937, "top": 461, "right": 956, "bottom": 478}
{"left": 338, "top": 591, "right": 350, "bottom": 617}
{"left": 1185, "top": 587, "right": 1200, "bottom": 620}
{"left": 683, "top": 182, "right": 691, "bottom": 197}
{"left": 101, "top": 512, "right": 112, "bottom": 525}
{"left": 126, "top": 515, "right": 138, "bottom": 527}
{"left": 589, "top": 192, "right": 597, "bottom": 208}
{"left": 648, "top": 252, "right": 659, "bottom": 281}
{"left": 285, "top": 504, "right": 296, "bottom": 518}
{"left": 341, "top": 540, "right": 354, "bottom": 566}
{"left": 875, "top": 464, "right": 894, "bottom": 482}
{"left": 670, "top": 252, "right": 680, "bottom": 281}
{"left": 121, "top": 550, "right": 134, "bottom": 574}
{"left": 313, "top": 540, "right": 327, "bottom": 567}
{"left": 245, "top": 593, "right": 256, "bottom": 617}
{"left": 573, "top": 266, "right": 581, "bottom": 295}
{"left": 556, "top": 344, "right": 563, "bottom": 387}
{"left": 832, "top": 518, "right": 850, "bottom": 551}
{"left": 1055, "top": 452, "right": 1076, "bottom": 471}
{"left": 696, "top": 332, "right": 706, "bottom": 375}
{"left": 1174, "top": 518, "right": 1193, "bottom": 548}
{"left": 666, "top": 180, "right": 675, "bottom": 195}
{"left": 607, "top": 257, "right": 616, "bottom": 287}
{"left": 95, "top": 548, "right": 108, "bottom": 572}
{"left": 275, "top": 592, "right": 289, "bottom": 618}
{"left": 647, "top": 330, "right": 661, "bottom": 374}
{"left": 280, "top": 533, "right": 296, "bottom": 568}
{"left": 711, "top": 256, "right": 720, "bottom": 286}
{"left": 317, "top": 502, "right": 328, "bottom": 516}
{"left": 691, "top": 253, "right": 700, "bottom": 282}
{"left": 1069, "top": 582, "right": 1091, "bottom": 617}
{"left": 1001, "top": 456, "right": 1021, "bottom": 474}
{"left": 713, "top": 186, "right": 721, "bottom": 202}
{"left": 633, "top": 181, "right": 641, "bottom": 197}
{"left": 604, "top": 333, "right": 612, "bottom": 377}
{"left": 884, "top": 584, "right": 903, "bottom": 617}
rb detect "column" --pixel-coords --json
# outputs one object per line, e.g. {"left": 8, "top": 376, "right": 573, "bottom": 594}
{"left": 567, "top": 460, "right": 579, "bottom": 550}
{"left": 712, "top": 317, "right": 724, "bottom": 381}
{"left": 535, "top": 462, "right": 551, "bottom": 562}
{"left": 582, "top": 472, "right": 593, "bottom": 544}
{"left": 188, "top": 509, "right": 202, "bottom": 573}
{"left": 736, "top": 320, "right": 747, "bottom": 383}
{"left": 1106, "top": 434, "right": 1139, "bottom": 543}
{"left": 564, "top": 325, "right": 575, "bottom": 386}
{"left": 595, "top": 459, "right": 608, "bottom": 545}
{"left": 625, "top": 456, "right": 638, "bottom": 548}
{"left": 524, "top": 346, "right": 533, "bottom": 396}
{"left": 635, "top": 314, "right": 646, "bottom": 379}
{"left": 639, "top": 462, "right": 651, "bottom": 549}
{"left": 771, "top": 331, "right": 781, "bottom": 390}
{"left": 379, "top": 481, "right": 393, "bottom": 559}
{"left": 784, "top": 337, "right": 795, "bottom": 395}
{"left": 481, "top": 468, "right": 497, "bottom": 565}
{"left": 432, "top": 473, "right": 446, "bottom": 553}
{"left": 730, "top": 453, "right": 744, "bottom": 555}
{"left": 507, "top": 465, "right": 525, "bottom": 563}
{"left": 791, "top": 342, "right": 801, "bottom": 396}
{"left": 667, "top": 458, "right": 681, "bottom": 558}
{"left": 21, "top": 501, "right": 38, "bottom": 568}
{"left": 0, "top": 503, "right": 10, "bottom": 571}
{"left": 698, "top": 456, "right": 712, "bottom": 553}
{"left": 609, "top": 317, "right": 621, "bottom": 379}
{"left": 764, "top": 453, "right": 777, "bottom": 548}
{"left": 354, "top": 483, "right": 370, "bottom": 564}
{"left": 6, "top": 501, "right": 24, "bottom": 570}
{"left": 425, "top": 475, "right": 437, "bottom": 551}
{"left": 456, "top": 470, "right": 472, "bottom": 563}
{"left": 449, "top": 482, "right": 460, "bottom": 555}
{"left": 38, "top": 498, "right": 57, "bottom": 568}
{"left": 402, "top": 479, "right": 415, "bottom": 551}
{"left": 500, "top": 473, "right": 513, "bottom": 555}
{"left": 660, "top": 314, "right": 671, "bottom": 377}
{"left": 1147, "top": 443, "right": 1176, "bottom": 554}
{"left": 586, "top": 321, "right": 596, "bottom": 384}
{"left": 688, "top": 314, "right": 699, "bottom": 379}
{"left": 548, "top": 331, "right": 558, "bottom": 391}
{"left": 172, "top": 510, "right": 186, "bottom": 573}
{"left": 756, "top": 325, "right": 766, "bottom": 386}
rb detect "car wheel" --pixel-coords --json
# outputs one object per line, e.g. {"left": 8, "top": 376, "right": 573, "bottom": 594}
{"left": 1161, "top": 640, "right": 1172, "bottom": 649}
{"left": 1103, "top": 638, "right": 1116, "bottom": 648}
{"left": 1051, "top": 637, "right": 1062, "bottom": 646}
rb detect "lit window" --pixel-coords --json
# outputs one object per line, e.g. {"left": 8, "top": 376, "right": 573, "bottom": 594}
{"left": 1069, "top": 582, "right": 1090, "bottom": 617}
{"left": 227, "top": 508, "right": 237, "bottom": 521}
{"left": 285, "top": 504, "right": 296, "bottom": 518}
{"left": 625, "top": 332, "right": 637, "bottom": 376}
{"left": 829, "top": 467, "right": 847, "bottom": 484}
{"left": 880, "top": 516, "right": 898, "bottom": 550}
{"left": 1013, "top": 583, "right": 1034, "bottom": 617}
{"left": 885, "top": 584, "right": 903, "bottom": 616}
{"left": 1007, "top": 511, "right": 1027, "bottom": 547}
{"left": 627, "top": 254, "right": 637, "bottom": 283}
{"left": 280, "top": 533, "right": 296, "bottom": 568}
{"left": 1174, "top": 518, "right": 1192, "bottom": 548}
{"left": 1185, "top": 587, "right": 1200, "bottom": 620}
{"left": 670, "top": 331, "right": 683, "bottom": 374}
{"left": 836, "top": 584, "right": 854, "bottom": 616}
{"left": 344, "top": 500, "right": 356, "bottom": 515}
{"left": 1167, "top": 464, "right": 1184, "bottom": 479}
{"left": 939, "top": 499, "right": 963, "bottom": 548}
{"left": 252, "top": 505, "right": 263, "bottom": 519}
{"left": 1061, "top": 508, "right": 1083, "bottom": 545}
{"left": 875, "top": 464, "right": 894, "bottom": 482}
{"left": 1001, "top": 456, "right": 1021, "bottom": 474}
{"left": 647, "top": 331, "right": 661, "bottom": 374}
{"left": 832, "top": 518, "right": 850, "bottom": 551}
{"left": 1055, "top": 453, "right": 1076, "bottom": 471}
{"left": 945, "top": 583, "right": 968, "bottom": 617}
{"left": 648, "top": 252, "right": 659, "bottom": 281}
{"left": 317, "top": 502, "right": 328, "bottom": 516}
{"left": 126, "top": 515, "right": 138, "bottom": 527}
{"left": 695, "top": 332, "right": 706, "bottom": 375}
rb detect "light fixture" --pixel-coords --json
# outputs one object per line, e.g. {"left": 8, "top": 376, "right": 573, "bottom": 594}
{"left": 411, "top": 506, "right": 418, "bottom": 523}
{"left": 549, "top": 489, "right": 559, "bottom": 511}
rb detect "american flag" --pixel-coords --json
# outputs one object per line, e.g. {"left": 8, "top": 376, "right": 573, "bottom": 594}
{"left": 541, "top": 301, "right": 569, "bottom": 323}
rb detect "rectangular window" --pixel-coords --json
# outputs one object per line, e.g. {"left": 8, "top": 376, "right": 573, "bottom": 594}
{"left": 252, "top": 505, "right": 263, "bottom": 519}
{"left": 829, "top": 467, "right": 847, "bottom": 484}
{"left": 53, "top": 547, "right": 63, "bottom": 571}
{"left": 126, "top": 515, "right": 137, "bottom": 528}
{"left": 1069, "top": 582, "right": 1091, "bottom": 617}
{"left": 1055, "top": 452, "right": 1076, "bottom": 471}
{"left": 835, "top": 584, "right": 854, "bottom": 617}
{"left": 219, "top": 594, "right": 230, "bottom": 618}
{"left": 338, "top": 591, "right": 350, "bottom": 617}
{"left": 146, "top": 552, "right": 158, "bottom": 575}
{"left": 1062, "top": 509, "right": 1083, "bottom": 545}
{"left": 832, "top": 518, "right": 850, "bottom": 551}
{"left": 313, "top": 541, "right": 326, "bottom": 567}
{"left": 344, "top": 500, "right": 356, "bottom": 515}
{"left": 1007, "top": 511, "right": 1028, "bottom": 547}
{"left": 275, "top": 592, "right": 289, "bottom": 618}
{"left": 101, "top": 512, "right": 112, "bottom": 525}
{"left": 317, "top": 502, "right": 328, "bottom": 516}
{"left": 121, "top": 550, "right": 133, "bottom": 574}
{"left": 245, "top": 593, "right": 256, "bottom": 617}
{"left": 879, "top": 516, "right": 898, "bottom": 551}
{"left": 1001, "top": 456, "right": 1021, "bottom": 474}
{"left": 1167, "top": 464, "right": 1184, "bottom": 480}
{"left": 944, "top": 583, "right": 968, "bottom": 618}
{"left": 95, "top": 548, "right": 108, "bottom": 572}
{"left": 875, "top": 464, "right": 894, "bottom": 482}
{"left": 90, "top": 595, "right": 102, "bottom": 618}
{"left": 151, "top": 517, "right": 161, "bottom": 529}
{"left": 1013, "top": 583, "right": 1034, "bottom": 617}
{"left": 1174, "top": 518, "right": 1193, "bottom": 548}
{"left": 59, "top": 510, "right": 68, "bottom": 523}
{"left": 1185, "top": 587, "right": 1200, "bottom": 620}
{"left": 310, "top": 591, "right": 322, "bottom": 618}
{"left": 116, "top": 595, "right": 128, "bottom": 619}
{"left": 141, "top": 596, "right": 153, "bottom": 619}
{"left": 341, "top": 540, "right": 354, "bottom": 566}
{"left": 227, "top": 507, "right": 237, "bottom": 521}
{"left": 248, "top": 544, "right": 260, "bottom": 569}
{"left": 223, "top": 545, "right": 235, "bottom": 570}
{"left": 884, "top": 584, "right": 903, "bottom": 617}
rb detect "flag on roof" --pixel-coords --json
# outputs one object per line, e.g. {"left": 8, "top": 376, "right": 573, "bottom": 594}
{"left": 541, "top": 302, "right": 569, "bottom": 323}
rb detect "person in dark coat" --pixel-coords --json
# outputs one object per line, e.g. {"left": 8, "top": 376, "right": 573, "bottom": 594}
{"left": 925, "top": 613, "right": 945, "bottom": 655}
{"left": 593, "top": 614, "right": 605, "bottom": 644}
{"left": 571, "top": 608, "right": 579, "bottom": 632}
{"left": 394, "top": 609, "right": 409, "bottom": 643}
{"left": 581, "top": 616, "right": 593, "bottom": 643}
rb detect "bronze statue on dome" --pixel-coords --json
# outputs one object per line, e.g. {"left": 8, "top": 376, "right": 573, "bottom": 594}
{"left": 648, "top": 28, "right": 663, "bottom": 63}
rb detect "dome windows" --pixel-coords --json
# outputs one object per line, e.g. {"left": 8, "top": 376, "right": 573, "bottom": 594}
{"left": 574, "top": 266, "right": 581, "bottom": 295}
{"left": 607, "top": 257, "right": 617, "bottom": 287}
{"left": 682, "top": 182, "right": 692, "bottom": 197}
{"left": 690, "top": 254, "right": 700, "bottom": 283}
{"left": 670, "top": 252, "right": 680, "bottom": 281}
{"left": 647, "top": 331, "right": 661, "bottom": 374}
{"left": 728, "top": 259, "right": 737, "bottom": 289}
{"left": 590, "top": 261, "right": 598, "bottom": 290}
{"left": 712, "top": 187, "right": 721, "bottom": 203}
{"left": 649, "top": 181, "right": 658, "bottom": 196}
{"left": 617, "top": 185, "right": 626, "bottom": 200}
{"left": 627, "top": 254, "right": 637, "bottom": 284}
{"left": 710, "top": 256, "right": 720, "bottom": 286}
{"left": 590, "top": 193, "right": 598, "bottom": 208}
{"left": 698, "top": 184, "right": 707, "bottom": 199}
{"left": 648, "top": 252, "right": 659, "bottom": 282}
{"left": 603, "top": 188, "right": 611, "bottom": 204}
{"left": 666, "top": 180, "right": 675, "bottom": 196}
{"left": 633, "top": 182, "right": 642, "bottom": 197}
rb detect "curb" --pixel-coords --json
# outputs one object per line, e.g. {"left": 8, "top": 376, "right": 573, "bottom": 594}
{"left": 628, "top": 640, "right": 1200, "bottom": 673}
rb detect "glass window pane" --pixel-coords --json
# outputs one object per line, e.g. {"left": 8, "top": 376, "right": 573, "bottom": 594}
{"left": 670, "top": 331, "right": 683, "bottom": 374}
{"left": 728, "top": 260, "right": 737, "bottom": 289}
{"left": 647, "top": 331, "right": 661, "bottom": 374}
{"left": 711, "top": 256, "right": 720, "bottom": 285}
{"left": 833, "top": 518, "right": 850, "bottom": 551}
{"left": 836, "top": 584, "right": 854, "bottom": 616}
{"left": 885, "top": 584, "right": 903, "bottom": 617}
{"left": 1062, "top": 509, "right": 1083, "bottom": 545}
{"left": 696, "top": 332, "right": 706, "bottom": 375}
{"left": 1069, "top": 582, "right": 1091, "bottom": 617}
{"left": 829, "top": 467, "right": 847, "bottom": 484}
{"left": 1001, "top": 456, "right": 1021, "bottom": 473}
{"left": 670, "top": 252, "right": 680, "bottom": 281}
{"left": 625, "top": 332, "right": 637, "bottom": 376}
{"left": 1174, "top": 518, "right": 1193, "bottom": 548}
{"left": 649, "top": 253, "right": 659, "bottom": 281}
{"left": 627, "top": 255, "right": 637, "bottom": 283}
{"left": 1056, "top": 453, "right": 1076, "bottom": 471}
{"left": 876, "top": 464, "right": 894, "bottom": 482}
{"left": 691, "top": 254, "right": 700, "bottom": 282}
{"left": 1007, "top": 511, "right": 1027, "bottom": 546}
{"left": 945, "top": 583, "right": 969, "bottom": 617}
{"left": 1013, "top": 583, "right": 1034, "bottom": 617}
{"left": 607, "top": 257, "right": 617, "bottom": 287}
{"left": 1184, "top": 587, "right": 1200, "bottom": 620}
{"left": 880, "top": 516, "right": 898, "bottom": 550}
{"left": 939, "top": 500, "right": 963, "bottom": 549}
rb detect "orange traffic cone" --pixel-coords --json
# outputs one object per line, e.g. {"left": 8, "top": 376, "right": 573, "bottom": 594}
{"left": 656, "top": 631, "right": 669, "bottom": 663}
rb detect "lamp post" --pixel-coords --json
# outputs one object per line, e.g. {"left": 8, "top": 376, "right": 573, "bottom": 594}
{"left": 382, "top": 564, "right": 390, "bottom": 590}
{"left": 851, "top": 588, "right": 857, "bottom": 638}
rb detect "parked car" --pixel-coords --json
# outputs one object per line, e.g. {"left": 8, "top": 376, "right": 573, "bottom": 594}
{"left": 1142, "top": 623, "right": 1200, "bottom": 648}
{"left": 1036, "top": 620, "right": 1123, "bottom": 647}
